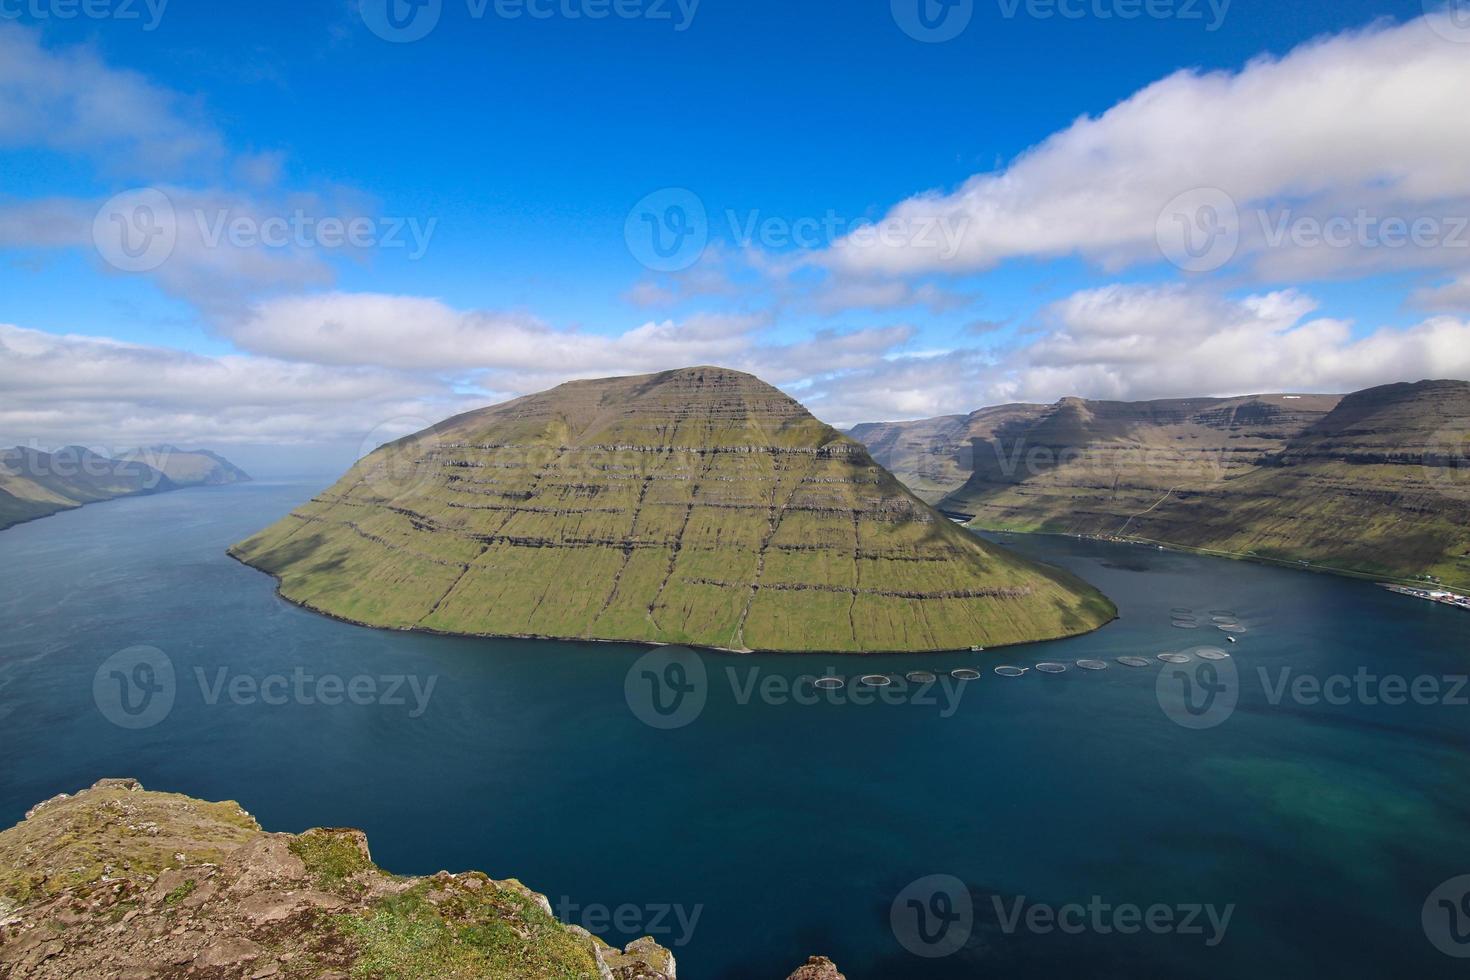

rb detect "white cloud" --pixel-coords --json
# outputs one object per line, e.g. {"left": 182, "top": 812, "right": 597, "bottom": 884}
{"left": 0, "top": 323, "right": 470, "bottom": 449}
{"left": 0, "top": 23, "right": 223, "bottom": 175}
{"left": 824, "top": 14, "right": 1470, "bottom": 283}
{"left": 799, "top": 284, "right": 1470, "bottom": 425}
{"left": 1413, "top": 272, "right": 1470, "bottom": 312}
{"left": 224, "top": 291, "right": 913, "bottom": 385}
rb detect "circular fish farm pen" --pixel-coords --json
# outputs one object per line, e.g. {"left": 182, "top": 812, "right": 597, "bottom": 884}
{"left": 949, "top": 668, "right": 981, "bottom": 681}
{"left": 1035, "top": 662, "right": 1068, "bottom": 674}
{"left": 906, "top": 671, "right": 939, "bottom": 683}
{"left": 1171, "top": 607, "right": 1194, "bottom": 614}
{"left": 994, "top": 666, "right": 1028, "bottom": 677}
{"left": 1076, "top": 659, "right": 1109, "bottom": 670}
{"left": 1117, "top": 656, "right": 1152, "bottom": 667}
{"left": 1196, "top": 648, "right": 1232, "bottom": 661}
{"left": 1217, "top": 624, "right": 1247, "bottom": 634}
{"left": 1210, "top": 609, "right": 1239, "bottom": 618}
{"left": 858, "top": 674, "right": 893, "bottom": 688}
{"left": 1211, "top": 615, "right": 1239, "bottom": 625}
{"left": 1158, "top": 653, "right": 1192, "bottom": 664}
{"left": 1172, "top": 621, "right": 1202, "bottom": 629}
{"left": 812, "top": 676, "right": 845, "bottom": 691}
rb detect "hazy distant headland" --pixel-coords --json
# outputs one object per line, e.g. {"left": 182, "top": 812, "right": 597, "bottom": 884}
{"left": 0, "top": 445, "right": 251, "bottom": 532}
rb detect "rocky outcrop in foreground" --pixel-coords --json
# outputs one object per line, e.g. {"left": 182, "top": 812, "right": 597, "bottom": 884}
{"left": 0, "top": 780, "right": 842, "bottom": 979}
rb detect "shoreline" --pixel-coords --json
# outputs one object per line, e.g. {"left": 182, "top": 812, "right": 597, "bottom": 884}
{"left": 964, "top": 521, "right": 1469, "bottom": 594}
{"left": 225, "top": 548, "right": 1116, "bottom": 659}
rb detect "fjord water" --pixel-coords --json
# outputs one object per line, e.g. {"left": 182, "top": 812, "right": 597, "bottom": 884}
{"left": 1, "top": 483, "right": 1467, "bottom": 978}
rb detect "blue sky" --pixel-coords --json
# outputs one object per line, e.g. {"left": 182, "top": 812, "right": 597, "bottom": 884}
{"left": 2, "top": 0, "right": 1469, "bottom": 474}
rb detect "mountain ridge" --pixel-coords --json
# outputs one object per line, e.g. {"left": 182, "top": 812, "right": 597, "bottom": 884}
{"left": 0, "top": 445, "right": 252, "bottom": 532}
{"left": 850, "top": 380, "right": 1470, "bottom": 590}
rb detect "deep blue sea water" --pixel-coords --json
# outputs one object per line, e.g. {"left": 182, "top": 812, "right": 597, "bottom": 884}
{"left": 1, "top": 482, "right": 1468, "bottom": 978}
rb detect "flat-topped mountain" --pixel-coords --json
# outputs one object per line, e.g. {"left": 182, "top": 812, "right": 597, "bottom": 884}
{"left": 231, "top": 367, "right": 1114, "bottom": 652}
{"left": 853, "top": 393, "right": 1341, "bottom": 504}
{"left": 0, "top": 445, "right": 251, "bottom": 532}
{"left": 851, "top": 381, "right": 1470, "bottom": 590}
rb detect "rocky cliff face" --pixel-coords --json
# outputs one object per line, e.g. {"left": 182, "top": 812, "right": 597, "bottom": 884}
{"left": 848, "top": 403, "right": 1050, "bottom": 504}
{"left": 0, "top": 780, "right": 838, "bottom": 980}
{"left": 231, "top": 366, "right": 1114, "bottom": 653}
{"left": 851, "top": 381, "right": 1470, "bottom": 589}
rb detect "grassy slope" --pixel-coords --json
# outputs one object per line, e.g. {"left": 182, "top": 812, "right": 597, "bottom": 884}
{"left": 933, "top": 382, "right": 1470, "bottom": 590}
{"left": 0, "top": 448, "right": 174, "bottom": 531}
{"left": 0, "top": 780, "right": 671, "bottom": 980}
{"left": 232, "top": 367, "right": 1114, "bottom": 653}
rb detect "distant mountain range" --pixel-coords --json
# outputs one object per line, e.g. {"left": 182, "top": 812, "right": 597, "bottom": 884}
{"left": 231, "top": 366, "right": 1114, "bottom": 653}
{"left": 0, "top": 445, "right": 251, "bottom": 532}
{"left": 850, "top": 380, "right": 1470, "bottom": 590}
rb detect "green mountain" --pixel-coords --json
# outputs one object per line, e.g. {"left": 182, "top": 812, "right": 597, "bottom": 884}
{"left": 231, "top": 367, "right": 1114, "bottom": 653}
{"left": 0, "top": 446, "right": 175, "bottom": 531}
{"left": 852, "top": 381, "right": 1470, "bottom": 590}
{"left": 0, "top": 445, "right": 250, "bottom": 532}
{"left": 120, "top": 445, "right": 253, "bottom": 486}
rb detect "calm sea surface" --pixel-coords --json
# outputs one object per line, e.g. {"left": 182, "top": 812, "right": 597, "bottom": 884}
{"left": 1, "top": 482, "right": 1467, "bottom": 978}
